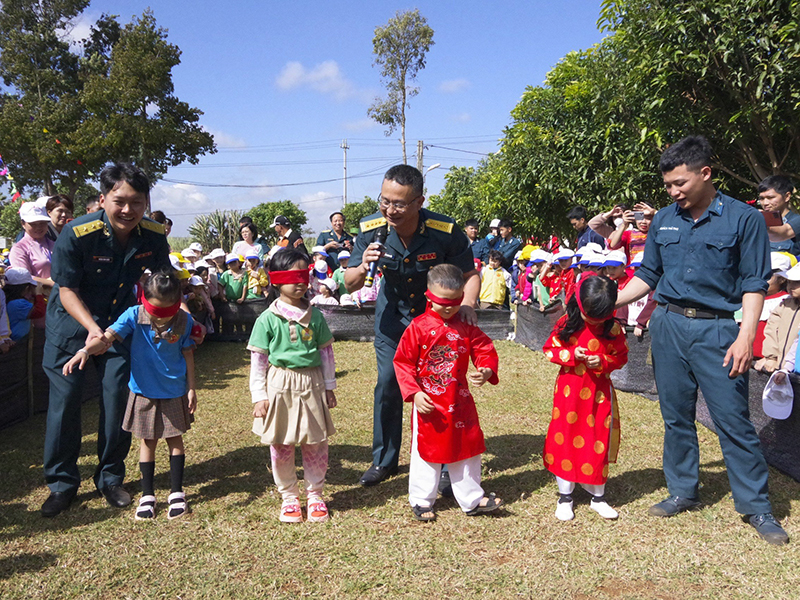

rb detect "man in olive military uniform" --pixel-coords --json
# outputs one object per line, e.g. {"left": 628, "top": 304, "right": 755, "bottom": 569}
{"left": 40, "top": 163, "right": 170, "bottom": 517}
{"left": 345, "top": 164, "right": 479, "bottom": 486}
{"left": 316, "top": 211, "right": 354, "bottom": 270}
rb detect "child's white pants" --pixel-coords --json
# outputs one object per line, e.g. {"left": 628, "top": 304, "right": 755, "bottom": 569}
{"left": 555, "top": 475, "right": 605, "bottom": 497}
{"left": 270, "top": 442, "right": 328, "bottom": 500}
{"left": 408, "top": 414, "right": 484, "bottom": 512}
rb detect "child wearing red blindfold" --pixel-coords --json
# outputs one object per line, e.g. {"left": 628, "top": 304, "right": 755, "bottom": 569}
{"left": 393, "top": 264, "right": 503, "bottom": 522}
{"left": 62, "top": 268, "right": 197, "bottom": 521}
{"left": 542, "top": 273, "right": 628, "bottom": 522}
{"left": 248, "top": 249, "right": 337, "bottom": 523}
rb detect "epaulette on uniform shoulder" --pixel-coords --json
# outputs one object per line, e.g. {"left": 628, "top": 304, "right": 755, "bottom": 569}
{"left": 72, "top": 220, "right": 104, "bottom": 238}
{"left": 424, "top": 217, "right": 454, "bottom": 234}
{"left": 360, "top": 216, "right": 387, "bottom": 233}
{"left": 321, "top": 229, "right": 332, "bottom": 233}
{"left": 140, "top": 219, "right": 165, "bottom": 235}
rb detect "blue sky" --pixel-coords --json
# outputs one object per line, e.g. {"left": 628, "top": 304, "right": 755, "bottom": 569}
{"left": 66, "top": 1, "right": 606, "bottom": 236}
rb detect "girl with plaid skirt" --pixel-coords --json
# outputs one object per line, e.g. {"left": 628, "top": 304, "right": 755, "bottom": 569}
{"left": 63, "top": 269, "right": 197, "bottom": 521}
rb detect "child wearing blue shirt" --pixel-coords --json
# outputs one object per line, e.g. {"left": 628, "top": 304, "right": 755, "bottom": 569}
{"left": 63, "top": 269, "right": 197, "bottom": 521}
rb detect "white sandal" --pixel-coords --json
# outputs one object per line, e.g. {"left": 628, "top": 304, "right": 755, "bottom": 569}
{"left": 167, "top": 491, "right": 189, "bottom": 520}
{"left": 135, "top": 495, "right": 156, "bottom": 520}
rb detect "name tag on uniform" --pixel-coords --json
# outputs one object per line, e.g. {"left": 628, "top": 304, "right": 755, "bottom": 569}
{"left": 418, "top": 252, "right": 437, "bottom": 261}
{"left": 134, "top": 251, "right": 152, "bottom": 259}
{"left": 93, "top": 256, "right": 113, "bottom": 263}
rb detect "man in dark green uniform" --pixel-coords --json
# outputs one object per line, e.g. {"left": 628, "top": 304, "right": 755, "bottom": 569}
{"left": 316, "top": 211, "right": 354, "bottom": 271}
{"left": 345, "top": 165, "right": 479, "bottom": 486}
{"left": 616, "top": 136, "right": 789, "bottom": 545}
{"left": 40, "top": 163, "right": 170, "bottom": 517}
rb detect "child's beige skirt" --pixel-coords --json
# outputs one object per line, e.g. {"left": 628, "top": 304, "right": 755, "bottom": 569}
{"left": 253, "top": 365, "right": 335, "bottom": 445}
{"left": 123, "top": 392, "right": 194, "bottom": 439}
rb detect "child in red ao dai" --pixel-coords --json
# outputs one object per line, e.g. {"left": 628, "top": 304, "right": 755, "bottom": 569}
{"left": 542, "top": 274, "right": 628, "bottom": 521}
{"left": 394, "top": 264, "right": 503, "bottom": 522}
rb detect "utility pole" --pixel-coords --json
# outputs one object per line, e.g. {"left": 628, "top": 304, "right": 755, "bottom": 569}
{"left": 341, "top": 139, "right": 349, "bottom": 206}
{"left": 416, "top": 140, "right": 424, "bottom": 174}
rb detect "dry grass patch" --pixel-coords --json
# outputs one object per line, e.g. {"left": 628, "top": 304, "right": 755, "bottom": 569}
{"left": 1, "top": 340, "right": 799, "bottom": 599}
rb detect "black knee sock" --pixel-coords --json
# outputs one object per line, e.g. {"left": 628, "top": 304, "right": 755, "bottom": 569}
{"left": 139, "top": 461, "right": 155, "bottom": 497}
{"left": 170, "top": 454, "right": 185, "bottom": 493}
{"left": 558, "top": 493, "right": 573, "bottom": 503}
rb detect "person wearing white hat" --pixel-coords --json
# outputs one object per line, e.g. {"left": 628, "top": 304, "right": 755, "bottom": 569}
{"left": 4, "top": 267, "right": 46, "bottom": 342}
{"left": 754, "top": 261, "right": 800, "bottom": 374}
{"left": 188, "top": 242, "right": 203, "bottom": 254}
{"left": 332, "top": 250, "right": 350, "bottom": 296}
{"left": 310, "top": 278, "right": 340, "bottom": 306}
{"left": 9, "top": 200, "right": 56, "bottom": 291}
{"left": 219, "top": 253, "right": 247, "bottom": 303}
{"left": 600, "top": 249, "right": 628, "bottom": 282}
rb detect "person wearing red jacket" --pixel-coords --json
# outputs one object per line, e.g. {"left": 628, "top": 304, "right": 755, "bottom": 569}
{"left": 393, "top": 264, "right": 503, "bottom": 522}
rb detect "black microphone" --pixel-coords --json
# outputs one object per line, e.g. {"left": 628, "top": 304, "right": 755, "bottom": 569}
{"left": 364, "top": 226, "right": 387, "bottom": 288}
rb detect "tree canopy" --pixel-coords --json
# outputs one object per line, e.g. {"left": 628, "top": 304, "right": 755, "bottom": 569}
{"left": 0, "top": 1, "right": 215, "bottom": 198}
{"left": 434, "top": 0, "right": 800, "bottom": 241}
{"left": 367, "top": 9, "right": 434, "bottom": 164}
{"left": 341, "top": 197, "right": 379, "bottom": 229}
{"left": 246, "top": 200, "right": 308, "bottom": 247}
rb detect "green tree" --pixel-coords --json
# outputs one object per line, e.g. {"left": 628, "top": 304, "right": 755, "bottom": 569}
{"left": 0, "top": 3, "right": 215, "bottom": 197}
{"left": 188, "top": 209, "right": 244, "bottom": 253}
{"left": 367, "top": 9, "right": 434, "bottom": 164}
{"left": 246, "top": 201, "right": 308, "bottom": 247}
{"left": 600, "top": 0, "right": 800, "bottom": 186}
{"left": 341, "top": 196, "right": 379, "bottom": 229}
{"left": 0, "top": 197, "right": 24, "bottom": 240}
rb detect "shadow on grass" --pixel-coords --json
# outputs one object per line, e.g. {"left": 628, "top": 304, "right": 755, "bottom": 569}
{"left": 0, "top": 551, "right": 58, "bottom": 580}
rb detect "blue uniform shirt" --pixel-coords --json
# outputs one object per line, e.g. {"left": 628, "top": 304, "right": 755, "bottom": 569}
{"left": 349, "top": 208, "right": 475, "bottom": 344}
{"left": 494, "top": 235, "right": 522, "bottom": 269}
{"left": 769, "top": 210, "right": 800, "bottom": 256}
{"left": 637, "top": 192, "right": 771, "bottom": 312}
{"left": 46, "top": 210, "right": 171, "bottom": 353}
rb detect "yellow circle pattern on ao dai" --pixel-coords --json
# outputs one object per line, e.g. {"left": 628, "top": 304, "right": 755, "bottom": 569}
{"left": 541, "top": 317, "right": 628, "bottom": 485}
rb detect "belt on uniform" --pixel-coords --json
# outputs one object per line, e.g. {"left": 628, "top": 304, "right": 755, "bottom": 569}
{"left": 661, "top": 303, "right": 734, "bottom": 320}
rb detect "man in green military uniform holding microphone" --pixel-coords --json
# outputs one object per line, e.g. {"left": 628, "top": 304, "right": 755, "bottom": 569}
{"left": 40, "top": 163, "right": 170, "bottom": 517}
{"left": 345, "top": 164, "right": 479, "bottom": 486}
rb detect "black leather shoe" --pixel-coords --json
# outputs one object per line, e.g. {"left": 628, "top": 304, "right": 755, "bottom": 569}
{"left": 41, "top": 490, "right": 77, "bottom": 518}
{"left": 99, "top": 484, "right": 132, "bottom": 508}
{"left": 359, "top": 465, "right": 398, "bottom": 487}
{"left": 648, "top": 495, "right": 701, "bottom": 517}
{"left": 438, "top": 470, "right": 454, "bottom": 498}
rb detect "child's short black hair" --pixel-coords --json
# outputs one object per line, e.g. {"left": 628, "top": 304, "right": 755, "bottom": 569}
{"left": 498, "top": 219, "right": 512, "bottom": 229}
{"left": 3, "top": 283, "right": 32, "bottom": 303}
{"left": 269, "top": 249, "right": 309, "bottom": 272}
{"left": 488, "top": 250, "right": 503, "bottom": 263}
{"left": 758, "top": 175, "right": 794, "bottom": 196}
{"left": 427, "top": 264, "right": 464, "bottom": 292}
{"left": 659, "top": 135, "right": 713, "bottom": 173}
{"left": 464, "top": 218, "right": 480, "bottom": 229}
{"left": 143, "top": 268, "right": 182, "bottom": 304}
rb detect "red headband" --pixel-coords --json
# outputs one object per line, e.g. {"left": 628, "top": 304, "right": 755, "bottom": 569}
{"left": 575, "top": 273, "right": 614, "bottom": 320}
{"left": 142, "top": 296, "right": 181, "bottom": 319}
{"left": 425, "top": 290, "right": 464, "bottom": 306}
{"left": 269, "top": 269, "right": 309, "bottom": 285}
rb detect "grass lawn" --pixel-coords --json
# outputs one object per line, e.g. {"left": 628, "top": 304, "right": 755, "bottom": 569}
{"left": 1, "top": 340, "right": 799, "bottom": 599}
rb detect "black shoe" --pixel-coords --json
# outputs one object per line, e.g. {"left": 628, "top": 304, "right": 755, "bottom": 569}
{"left": 98, "top": 484, "right": 132, "bottom": 508}
{"left": 41, "top": 490, "right": 77, "bottom": 518}
{"left": 359, "top": 465, "right": 398, "bottom": 487}
{"left": 438, "top": 470, "right": 454, "bottom": 498}
{"left": 648, "top": 495, "right": 701, "bottom": 517}
{"left": 749, "top": 513, "right": 789, "bottom": 546}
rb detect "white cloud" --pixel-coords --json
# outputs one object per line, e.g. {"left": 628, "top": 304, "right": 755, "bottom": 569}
{"left": 276, "top": 60, "right": 370, "bottom": 102}
{"left": 452, "top": 112, "right": 472, "bottom": 123}
{"left": 439, "top": 78, "right": 471, "bottom": 94}
{"left": 343, "top": 117, "right": 379, "bottom": 132}
{"left": 202, "top": 127, "right": 248, "bottom": 148}
{"left": 57, "top": 12, "right": 99, "bottom": 50}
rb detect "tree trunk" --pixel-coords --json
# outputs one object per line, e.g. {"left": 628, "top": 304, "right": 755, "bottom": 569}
{"left": 401, "top": 80, "right": 407, "bottom": 165}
